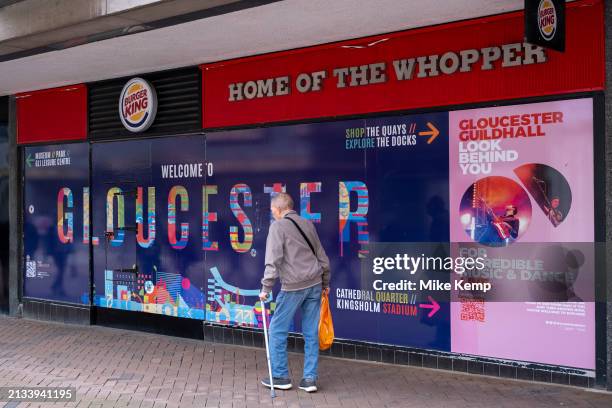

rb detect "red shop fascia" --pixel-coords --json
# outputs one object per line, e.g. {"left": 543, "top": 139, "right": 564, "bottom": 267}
{"left": 15, "top": 1, "right": 603, "bottom": 147}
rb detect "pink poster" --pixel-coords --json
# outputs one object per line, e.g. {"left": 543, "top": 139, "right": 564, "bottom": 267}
{"left": 449, "top": 98, "right": 595, "bottom": 370}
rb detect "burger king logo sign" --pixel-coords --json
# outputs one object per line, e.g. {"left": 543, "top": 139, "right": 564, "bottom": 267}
{"left": 119, "top": 78, "right": 157, "bottom": 132}
{"left": 538, "top": 0, "right": 556, "bottom": 41}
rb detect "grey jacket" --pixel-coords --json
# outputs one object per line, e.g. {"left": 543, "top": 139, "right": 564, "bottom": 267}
{"left": 261, "top": 211, "right": 330, "bottom": 293}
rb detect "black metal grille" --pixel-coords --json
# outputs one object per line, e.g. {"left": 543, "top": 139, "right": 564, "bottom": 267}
{"left": 88, "top": 67, "right": 201, "bottom": 140}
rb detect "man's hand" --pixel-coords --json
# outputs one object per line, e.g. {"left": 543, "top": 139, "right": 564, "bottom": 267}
{"left": 323, "top": 287, "right": 330, "bottom": 296}
{"left": 259, "top": 291, "right": 269, "bottom": 301}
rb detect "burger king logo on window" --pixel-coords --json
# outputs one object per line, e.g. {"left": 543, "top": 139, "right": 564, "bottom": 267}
{"left": 538, "top": 0, "right": 557, "bottom": 41}
{"left": 119, "top": 78, "right": 157, "bottom": 132}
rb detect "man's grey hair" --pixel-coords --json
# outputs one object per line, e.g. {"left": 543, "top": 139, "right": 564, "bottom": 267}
{"left": 271, "top": 192, "right": 294, "bottom": 211}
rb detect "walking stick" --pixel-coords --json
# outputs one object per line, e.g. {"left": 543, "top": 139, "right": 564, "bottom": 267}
{"left": 260, "top": 298, "right": 276, "bottom": 398}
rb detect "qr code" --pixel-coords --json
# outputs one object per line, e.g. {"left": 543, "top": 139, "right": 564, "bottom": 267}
{"left": 26, "top": 260, "right": 37, "bottom": 278}
{"left": 459, "top": 295, "right": 485, "bottom": 322}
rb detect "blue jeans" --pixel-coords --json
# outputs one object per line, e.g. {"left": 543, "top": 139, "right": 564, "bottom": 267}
{"left": 269, "top": 284, "right": 321, "bottom": 380}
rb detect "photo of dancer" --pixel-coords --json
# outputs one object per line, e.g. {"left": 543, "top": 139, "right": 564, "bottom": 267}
{"left": 514, "top": 163, "right": 572, "bottom": 228}
{"left": 546, "top": 197, "right": 563, "bottom": 227}
{"left": 459, "top": 176, "right": 532, "bottom": 246}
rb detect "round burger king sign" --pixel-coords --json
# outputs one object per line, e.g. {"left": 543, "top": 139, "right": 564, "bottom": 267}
{"left": 538, "top": 0, "right": 557, "bottom": 41}
{"left": 119, "top": 78, "right": 157, "bottom": 132}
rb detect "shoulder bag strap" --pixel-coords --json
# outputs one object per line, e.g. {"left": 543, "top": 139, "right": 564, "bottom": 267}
{"left": 284, "top": 215, "right": 316, "bottom": 256}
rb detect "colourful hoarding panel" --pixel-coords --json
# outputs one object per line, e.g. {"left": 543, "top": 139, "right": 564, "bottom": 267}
{"left": 23, "top": 142, "right": 90, "bottom": 304}
{"left": 448, "top": 98, "right": 595, "bottom": 369}
{"left": 91, "top": 136, "right": 207, "bottom": 319}
{"left": 205, "top": 113, "right": 450, "bottom": 350}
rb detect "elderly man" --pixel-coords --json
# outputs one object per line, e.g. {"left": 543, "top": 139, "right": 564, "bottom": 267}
{"left": 259, "top": 192, "right": 330, "bottom": 393}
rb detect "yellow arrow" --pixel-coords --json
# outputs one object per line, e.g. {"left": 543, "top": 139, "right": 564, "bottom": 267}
{"left": 418, "top": 122, "right": 440, "bottom": 144}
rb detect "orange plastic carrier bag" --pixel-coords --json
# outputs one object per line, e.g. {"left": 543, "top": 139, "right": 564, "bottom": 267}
{"left": 319, "top": 292, "right": 334, "bottom": 350}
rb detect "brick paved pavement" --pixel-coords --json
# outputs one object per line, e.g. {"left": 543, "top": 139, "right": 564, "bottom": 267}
{"left": 0, "top": 316, "right": 611, "bottom": 408}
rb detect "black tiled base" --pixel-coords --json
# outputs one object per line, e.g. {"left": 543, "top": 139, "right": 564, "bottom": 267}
{"left": 367, "top": 347, "right": 382, "bottom": 362}
{"left": 409, "top": 352, "right": 423, "bottom": 367}
{"left": 423, "top": 354, "right": 437, "bottom": 369}
{"left": 452, "top": 359, "right": 468, "bottom": 373}
{"left": 468, "top": 361, "right": 484, "bottom": 375}
{"left": 395, "top": 350, "right": 409, "bottom": 365}
{"left": 534, "top": 370, "right": 552, "bottom": 383}
{"left": 381, "top": 348, "right": 394, "bottom": 363}
{"left": 23, "top": 299, "right": 91, "bottom": 325}
{"left": 569, "top": 375, "right": 589, "bottom": 387}
{"left": 551, "top": 372, "right": 570, "bottom": 385}
{"left": 342, "top": 343, "right": 356, "bottom": 359}
{"left": 517, "top": 367, "right": 535, "bottom": 381}
{"left": 199, "top": 323, "right": 594, "bottom": 388}
{"left": 438, "top": 356, "right": 453, "bottom": 371}
{"left": 499, "top": 364, "right": 517, "bottom": 379}
{"left": 355, "top": 345, "right": 368, "bottom": 360}
{"left": 484, "top": 362, "right": 499, "bottom": 377}
{"left": 331, "top": 342, "right": 343, "bottom": 357}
